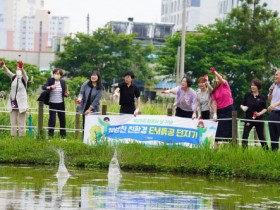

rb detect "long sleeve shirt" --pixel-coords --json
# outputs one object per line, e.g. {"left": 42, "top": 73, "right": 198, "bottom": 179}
{"left": 173, "top": 86, "right": 197, "bottom": 112}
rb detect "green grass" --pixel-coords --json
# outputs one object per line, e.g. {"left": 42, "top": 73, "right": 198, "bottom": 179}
{"left": 0, "top": 93, "right": 270, "bottom": 145}
{"left": 0, "top": 93, "right": 279, "bottom": 181}
{"left": 0, "top": 94, "right": 172, "bottom": 134}
{"left": 0, "top": 136, "right": 280, "bottom": 181}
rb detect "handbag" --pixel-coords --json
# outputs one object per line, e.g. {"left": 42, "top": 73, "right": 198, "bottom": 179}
{"left": 11, "top": 99, "right": 18, "bottom": 108}
{"left": 37, "top": 90, "right": 50, "bottom": 105}
{"left": 11, "top": 78, "right": 19, "bottom": 109}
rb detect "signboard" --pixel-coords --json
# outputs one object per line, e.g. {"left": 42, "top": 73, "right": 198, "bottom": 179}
{"left": 84, "top": 115, "right": 218, "bottom": 148}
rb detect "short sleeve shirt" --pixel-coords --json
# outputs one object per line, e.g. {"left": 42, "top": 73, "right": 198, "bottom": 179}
{"left": 212, "top": 81, "right": 233, "bottom": 109}
{"left": 118, "top": 82, "right": 140, "bottom": 106}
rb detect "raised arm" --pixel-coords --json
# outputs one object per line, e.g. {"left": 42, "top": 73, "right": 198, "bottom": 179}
{"left": 2, "top": 63, "right": 14, "bottom": 79}
{"left": 210, "top": 67, "right": 226, "bottom": 84}
{"left": 161, "top": 87, "right": 178, "bottom": 94}
{"left": 113, "top": 87, "right": 120, "bottom": 97}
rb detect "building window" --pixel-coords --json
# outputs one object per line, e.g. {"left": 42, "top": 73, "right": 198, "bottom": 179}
{"left": 190, "top": 0, "right": 200, "bottom": 7}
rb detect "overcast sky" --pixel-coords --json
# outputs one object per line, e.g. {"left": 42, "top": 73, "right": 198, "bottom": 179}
{"left": 44, "top": 0, "right": 162, "bottom": 33}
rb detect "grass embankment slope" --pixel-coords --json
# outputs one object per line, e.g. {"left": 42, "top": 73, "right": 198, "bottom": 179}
{"left": 0, "top": 135, "right": 280, "bottom": 181}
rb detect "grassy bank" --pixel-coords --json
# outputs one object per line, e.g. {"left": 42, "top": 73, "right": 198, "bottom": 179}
{"left": 1, "top": 134, "right": 280, "bottom": 181}
{"left": 0, "top": 95, "right": 278, "bottom": 181}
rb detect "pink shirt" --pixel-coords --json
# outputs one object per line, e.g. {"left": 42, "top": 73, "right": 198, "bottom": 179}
{"left": 211, "top": 81, "right": 233, "bottom": 109}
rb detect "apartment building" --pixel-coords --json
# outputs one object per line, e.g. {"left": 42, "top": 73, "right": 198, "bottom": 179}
{"left": 161, "top": 0, "right": 280, "bottom": 32}
{"left": 161, "top": 0, "right": 220, "bottom": 31}
{"left": 0, "top": 0, "right": 69, "bottom": 51}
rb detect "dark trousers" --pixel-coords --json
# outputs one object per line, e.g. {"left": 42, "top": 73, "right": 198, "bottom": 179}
{"left": 48, "top": 102, "right": 66, "bottom": 138}
{"left": 201, "top": 110, "right": 210, "bottom": 119}
{"left": 175, "top": 107, "right": 193, "bottom": 118}
{"left": 242, "top": 121, "right": 268, "bottom": 149}
{"left": 120, "top": 105, "right": 135, "bottom": 114}
{"left": 215, "top": 105, "right": 232, "bottom": 142}
{"left": 269, "top": 111, "right": 280, "bottom": 151}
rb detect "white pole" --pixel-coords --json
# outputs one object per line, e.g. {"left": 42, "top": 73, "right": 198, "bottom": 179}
{"left": 180, "top": 0, "right": 187, "bottom": 79}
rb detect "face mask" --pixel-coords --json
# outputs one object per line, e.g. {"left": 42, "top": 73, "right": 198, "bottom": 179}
{"left": 16, "top": 70, "right": 22, "bottom": 77}
{"left": 54, "top": 74, "right": 61, "bottom": 80}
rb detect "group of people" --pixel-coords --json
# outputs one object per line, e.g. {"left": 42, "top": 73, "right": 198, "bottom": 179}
{"left": 161, "top": 67, "right": 280, "bottom": 150}
{"left": 162, "top": 67, "right": 233, "bottom": 148}
{"left": 2, "top": 61, "right": 280, "bottom": 151}
{"left": 38, "top": 69, "right": 141, "bottom": 139}
{"left": 1, "top": 61, "right": 140, "bottom": 139}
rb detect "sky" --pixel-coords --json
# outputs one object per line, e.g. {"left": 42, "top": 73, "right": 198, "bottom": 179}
{"left": 44, "top": 0, "right": 162, "bottom": 34}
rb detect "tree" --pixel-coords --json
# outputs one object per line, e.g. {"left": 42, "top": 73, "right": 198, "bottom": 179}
{"left": 157, "top": 0, "right": 280, "bottom": 107}
{"left": 52, "top": 27, "right": 154, "bottom": 86}
{"left": 0, "top": 58, "right": 46, "bottom": 93}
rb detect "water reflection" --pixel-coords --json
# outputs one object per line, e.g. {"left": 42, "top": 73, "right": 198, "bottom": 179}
{"left": 80, "top": 186, "right": 213, "bottom": 209}
{"left": 0, "top": 166, "right": 280, "bottom": 209}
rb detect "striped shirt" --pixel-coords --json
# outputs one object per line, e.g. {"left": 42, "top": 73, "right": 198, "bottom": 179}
{"left": 49, "top": 81, "right": 63, "bottom": 103}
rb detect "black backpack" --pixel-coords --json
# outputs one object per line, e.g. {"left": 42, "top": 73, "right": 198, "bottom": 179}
{"left": 12, "top": 75, "right": 27, "bottom": 89}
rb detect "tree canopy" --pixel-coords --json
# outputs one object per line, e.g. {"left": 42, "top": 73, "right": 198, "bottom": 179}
{"left": 157, "top": 0, "right": 280, "bottom": 107}
{"left": 0, "top": 59, "right": 46, "bottom": 93}
{"left": 52, "top": 27, "right": 155, "bottom": 86}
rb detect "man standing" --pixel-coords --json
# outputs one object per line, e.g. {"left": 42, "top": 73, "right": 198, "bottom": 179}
{"left": 268, "top": 69, "right": 280, "bottom": 151}
{"left": 113, "top": 71, "right": 140, "bottom": 115}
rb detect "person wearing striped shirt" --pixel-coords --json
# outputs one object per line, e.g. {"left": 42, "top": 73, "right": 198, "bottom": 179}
{"left": 42, "top": 68, "right": 68, "bottom": 139}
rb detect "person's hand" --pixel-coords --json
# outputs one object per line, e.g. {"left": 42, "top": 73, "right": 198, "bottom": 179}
{"left": 113, "top": 92, "right": 119, "bottom": 98}
{"left": 210, "top": 67, "right": 216, "bottom": 74}
{"left": 64, "top": 90, "right": 69, "bottom": 96}
{"left": 17, "top": 61, "right": 23, "bottom": 69}
{"left": 192, "top": 112, "right": 197, "bottom": 119}
{"left": 76, "top": 98, "right": 82, "bottom": 105}
{"left": 252, "top": 111, "right": 258, "bottom": 119}
{"left": 198, "top": 115, "right": 203, "bottom": 120}
{"left": 203, "top": 74, "right": 208, "bottom": 82}
{"left": 240, "top": 105, "right": 248, "bottom": 112}
{"left": 50, "top": 85, "right": 56, "bottom": 90}
{"left": 161, "top": 90, "right": 170, "bottom": 94}
{"left": 84, "top": 109, "right": 92, "bottom": 115}
{"left": 0, "top": 61, "right": 4, "bottom": 67}
{"left": 134, "top": 108, "right": 139, "bottom": 116}
{"left": 213, "top": 113, "right": 218, "bottom": 121}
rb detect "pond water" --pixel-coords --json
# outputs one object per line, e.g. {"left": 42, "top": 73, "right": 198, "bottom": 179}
{"left": 0, "top": 164, "right": 280, "bottom": 210}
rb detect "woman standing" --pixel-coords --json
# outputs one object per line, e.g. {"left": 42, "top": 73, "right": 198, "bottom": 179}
{"left": 77, "top": 71, "right": 103, "bottom": 127}
{"left": 240, "top": 79, "right": 268, "bottom": 149}
{"left": 210, "top": 67, "right": 233, "bottom": 147}
{"left": 162, "top": 76, "right": 197, "bottom": 118}
{"left": 196, "top": 75, "right": 213, "bottom": 120}
{"left": 42, "top": 68, "right": 68, "bottom": 139}
{"left": 2, "top": 61, "right": 29, "bottom": 137}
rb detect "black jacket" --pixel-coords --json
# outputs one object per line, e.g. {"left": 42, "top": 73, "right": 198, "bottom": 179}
{"left": 38, "top": 78, "right": 67, "bottom": 105}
